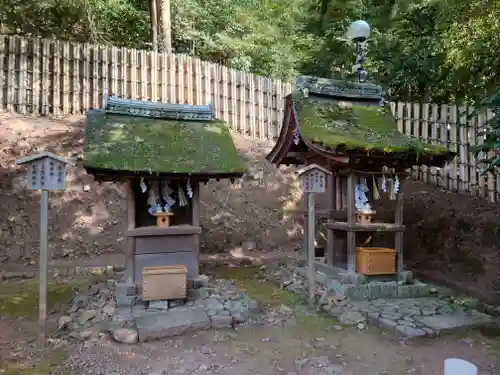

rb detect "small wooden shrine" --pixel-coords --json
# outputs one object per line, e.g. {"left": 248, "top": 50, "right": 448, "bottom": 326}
{"left": 267, "top": 76, "right": 455, "bottom": 279}
{"left": 83, "top": 96, "right": 246, "bottom": 294}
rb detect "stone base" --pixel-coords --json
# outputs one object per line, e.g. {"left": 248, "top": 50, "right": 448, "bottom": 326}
{"left": 135, "top": 306, "right": 211, "bottom": 341}
{"left": 294, "top": 266, "right": 429, "bottom": 301}
{"left": 111, "top": 277, "right": 260, "bottom": 342}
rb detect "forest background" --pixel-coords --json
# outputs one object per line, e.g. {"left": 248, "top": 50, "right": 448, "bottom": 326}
{"left": 1, "top": 0, "right": 499, "bottom": 105}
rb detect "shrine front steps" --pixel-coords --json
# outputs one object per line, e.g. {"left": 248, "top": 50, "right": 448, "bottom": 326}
{"left": 323, "top": 297, "right": 495, "bottom": 339}
{"left": 286, "top": 265, "right": 496, "bottom": 338}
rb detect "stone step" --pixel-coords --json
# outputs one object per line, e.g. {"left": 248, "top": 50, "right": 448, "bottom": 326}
{"left": 414, "top": 313, "right": 494, "bottom": 335}
{"left": 135, "top": 306, "right": 211, "bottom": 342}
{"left": 374, "top": 311, "right": 494, "bottom": 339}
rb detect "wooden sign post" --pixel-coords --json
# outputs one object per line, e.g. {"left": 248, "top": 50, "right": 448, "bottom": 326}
{"left": 16, "top": 152, "right": 71, "bottom": 347}
{"left": 298, "top": 164, "right": 332, "bottom": 308}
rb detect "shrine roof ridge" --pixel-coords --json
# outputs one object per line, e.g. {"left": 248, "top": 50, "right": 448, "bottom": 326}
{"left": 103, "top": 95, "right": 214, "bottom": 121}
{"left": 295, "top": 76, "right": 383, "bottom": 100}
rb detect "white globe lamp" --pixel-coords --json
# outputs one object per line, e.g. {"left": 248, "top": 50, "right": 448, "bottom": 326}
{"left": 347, "top": 20, "right": 371, "bottom": 42}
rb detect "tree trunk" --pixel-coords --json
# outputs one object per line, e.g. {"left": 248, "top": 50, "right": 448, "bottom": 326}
{"left": 150, "top": 0, "right": 158, "bottom": 51}
{"left": 157, "top": 0, "right": 172, "bottom": 53}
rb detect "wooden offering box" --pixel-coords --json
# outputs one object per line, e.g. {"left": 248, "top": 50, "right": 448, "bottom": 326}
{"left": 142, "top": 265, "right": 188, "bottom": 301}
{"left": 153, "top": 212, "right": 174, "bottom": 227}
{"left": 356, "top": 210, "right": 376, "bottom": 224}
{"left": 356, "top": 247, "right": 396, "bottom": 275}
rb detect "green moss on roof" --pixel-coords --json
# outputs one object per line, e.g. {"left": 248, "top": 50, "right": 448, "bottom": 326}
{"left": 295, "top": 97, "right": 451, "bottom": 158}
{"left": 83, "top": 111, "right": 246, "bottom": 175}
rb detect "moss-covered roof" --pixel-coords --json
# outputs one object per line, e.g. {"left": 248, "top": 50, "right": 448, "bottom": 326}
{"left": 83, "top": 111, "right": 246, "bottom": 176}
{"left": 294, "top": 96, "right": 452, "bottom": 159}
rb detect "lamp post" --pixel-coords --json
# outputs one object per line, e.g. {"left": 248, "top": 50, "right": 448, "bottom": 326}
{"left": 347, "top": 20, "right": 371, "bottom": 83}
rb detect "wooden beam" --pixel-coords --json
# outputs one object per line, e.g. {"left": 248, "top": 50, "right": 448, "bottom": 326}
{"left": 327, "top": 222, "right": 405, "bottom": 232}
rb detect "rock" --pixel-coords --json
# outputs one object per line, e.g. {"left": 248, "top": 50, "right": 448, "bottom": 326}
{"left": 198, "top": 345, "right": 213, "bottom": 355}
{"left": 149, "top": 300, "right": 170, "bottom": 310}
{"left": 135, "top": 307, "right": 210, "bottom": 341}
{"left": 231, "top": 312, "right": 247, "bottom": 324}
{"left": 69, "top": 295, "right": 88, "bottom": 313}
{"left": 78, "top": 309, "right": 98, "bottom": 325}
{"left": 396, "top": 325, "right": 427, "bottom": 338}
{"left": 204, "top": 298, "right": 224, "bottom": 316}
{"left": 168, "top": 300, "right": 184, "bottom": 308}
{"left": 58, "top": 315, "right": 72, "bottom": 330}
{"left": 246, "top": 299, "right": 260, "bottom": 312}
{"left": 226, "top": 300, "right": 244, "bottom": 315}
{"left": 112, "top": 328, "right": 139, "bottom": 344}
{"left": 378, "top": 317, "right": 398, "bottom": 330}
{"left": 102, "top": 304, "right": 115, "bottom": 316}
{"left": 112, "top": 307, "right": 134, "bottom": 325}
{"left": 210, "top": 314, "right": 233, "bottom": 329}
{"left": 69, "top": 330, "right": 93, "bottom": 341}
{"left": 278, "top": 304, "right": 294, "bottom": 315}
{"left": 80, "top": 330, "right": 93, "bottom": 340}
{"left": 116, "top": 294, "right": 136, "bottom": 307}
{"left": 339, "top": 310, "right": 365, "bottom": 325}
{"left": 62, "top": 248, "right": 76, "bottom": 257}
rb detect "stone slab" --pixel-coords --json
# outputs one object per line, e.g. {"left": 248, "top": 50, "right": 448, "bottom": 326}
{"left": 414, "top": 313, "right": 493, "bottom": 334}
{"left": 210, "top": 314, "right": 233, "bottom": 329}
{"left": 135, "top": 306, "right": 210, "bottom": 342}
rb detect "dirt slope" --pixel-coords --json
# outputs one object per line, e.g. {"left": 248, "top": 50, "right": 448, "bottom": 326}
{"left": 0, "top": 113, "right": 302, "bottom": 264}
{"left": 0, "top": 112, "right": 499, "bottom": 303}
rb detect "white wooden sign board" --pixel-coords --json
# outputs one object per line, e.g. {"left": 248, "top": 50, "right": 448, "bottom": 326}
{"left": 16, "top": 152, "right": 70, "bottom": 191}
{"left": 298, "top": 164, "right": 330, "bottom": 194}
{"left": 15, "top": 152, "right": 71, "bottom": 348}
{"left": 297, "top": 164, "right": 332, "bottom": 308}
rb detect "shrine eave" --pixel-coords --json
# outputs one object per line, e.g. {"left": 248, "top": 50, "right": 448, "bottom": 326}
{"left": 84, "top": 166, "right": 244, "bottom": 183}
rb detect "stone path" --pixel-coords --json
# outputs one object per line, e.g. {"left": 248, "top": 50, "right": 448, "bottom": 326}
{"left": 266, "top": 263, "right": 497, "bottom": 339}
{"left": 339, "top": 297, "right": 494, "bottom": 338}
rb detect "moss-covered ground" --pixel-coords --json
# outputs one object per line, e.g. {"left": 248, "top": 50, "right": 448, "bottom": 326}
{"left": 0, "top": 276, "right": 104, "bottom": 375}
{"left": 209, "top": 266, "right": 341, "bottom": 337}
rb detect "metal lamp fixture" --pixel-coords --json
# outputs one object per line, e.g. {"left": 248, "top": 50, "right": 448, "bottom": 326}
{"left": 347, "top": 20, "right": 371, "bottom": 83}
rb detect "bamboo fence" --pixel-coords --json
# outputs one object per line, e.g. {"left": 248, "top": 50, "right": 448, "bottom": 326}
{"left": 0, "top": 35, "right": 498, "bottom": 202}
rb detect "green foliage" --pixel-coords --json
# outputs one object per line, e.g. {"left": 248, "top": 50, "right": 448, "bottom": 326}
{"left": 1, "top": 0, "right": 499, "bottom": 102}
{"left": 472, "top": 89, "right": 500, "bottom": 174}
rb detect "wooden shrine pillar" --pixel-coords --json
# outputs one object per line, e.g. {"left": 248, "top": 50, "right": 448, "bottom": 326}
{"left": 346, "top": 171, "right": 356, "bottom": 273}
{"left": 302, "top": 192, "right": 309, "bottom": 261}
{"left": 124, "top": 180, "right": 136, "bottom": 284}
{"left": 326, "top": 170, "right": 335, "bottom": 266}
{"left": 191, "top": 182, "right": 201, "bottom": 277}
{"left": 395, "top": 189, "right": 404, "bottom": 275}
